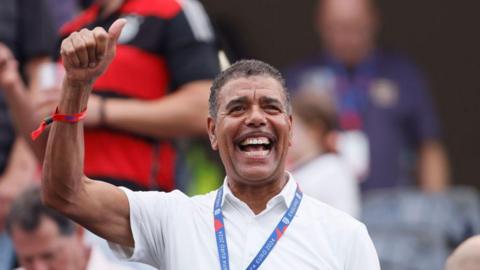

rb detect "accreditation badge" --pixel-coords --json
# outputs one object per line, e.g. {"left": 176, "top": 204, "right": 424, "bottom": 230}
{"left": 369, "top": 78, "right": 399, "bottom": 109}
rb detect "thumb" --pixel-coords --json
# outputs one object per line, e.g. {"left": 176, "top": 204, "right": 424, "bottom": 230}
{"left": 107, "top": 19, "right": 127, "bottom": 49}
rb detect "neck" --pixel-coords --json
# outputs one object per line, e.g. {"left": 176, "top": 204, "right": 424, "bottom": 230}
{"left": 99, "top": 0, "right": 124, "bottom": 18}
{"left": 343, "top": 47, "right": 375, "bottom": 69}
{"left": 227, "top": 173, "right": 289, "bottom": 214}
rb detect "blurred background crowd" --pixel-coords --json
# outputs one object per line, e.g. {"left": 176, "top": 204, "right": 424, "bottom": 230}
{"left": 0, "top": 0, "right": 479, "bottom": 269}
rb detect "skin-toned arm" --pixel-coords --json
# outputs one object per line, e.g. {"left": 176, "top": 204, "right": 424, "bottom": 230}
{"left": 0, "top": 138, "right": 38, "bottom": 231}
{"left": 42, "top": 19, "right": 134, "bottom": 247}
{"left": 100, "top": 80, "right": 211, "bottom": 138}
{"left": 0, "top": 43, "right": 60, "bottom": 162}
{"left": 418, "top": 140, "right": 450, "bottom": 192}
{"left": 0, "top": 73, "right": 48, "bottom": 161}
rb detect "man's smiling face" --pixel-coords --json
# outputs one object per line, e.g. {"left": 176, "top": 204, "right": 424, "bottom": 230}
{"left": 207, "top": 75, "right": 292, "bottom": 186}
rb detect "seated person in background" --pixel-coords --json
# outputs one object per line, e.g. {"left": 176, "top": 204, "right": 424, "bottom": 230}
{"left": 6, "top": 187, "right": 133, "bottom": 270}
{"left": 445, "top": 235, "right": 480, "bottom": 270}
{"left": 287, "top": 92, "right": 360, "bottom": 217}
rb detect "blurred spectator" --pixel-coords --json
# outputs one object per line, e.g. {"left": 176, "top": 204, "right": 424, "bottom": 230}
{"left": 445, "top": 235, "right": 480, "bottom": 270}
{"left": 57, "top": 0, "right": 219, "bottom": 192}
{"left": 0, "top": 0, "right": 55, "bottom": 269}
{"left": 6, "top": 187, "right": 133, "bottom": 270}
{"left": 287, "top": 91, "right": 360, "bottom": 217}
{"left": 6, "top": 0, "right": 220, "bottom": 192}
{"left": 285, "top": 0, "right": 450, "bottom": 192}
{"left": 45, "top": 0, "right": 78, "bottom": 30}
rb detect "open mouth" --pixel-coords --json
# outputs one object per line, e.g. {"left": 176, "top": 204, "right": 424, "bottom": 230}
{"left": 237, "top": 136, "right": 274, "bottom": 157}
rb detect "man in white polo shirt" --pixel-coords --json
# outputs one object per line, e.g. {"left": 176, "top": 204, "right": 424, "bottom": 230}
{"left": 41, "top": 19, "right": 380, "bottom": 269}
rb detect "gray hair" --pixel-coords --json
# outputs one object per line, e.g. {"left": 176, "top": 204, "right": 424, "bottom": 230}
{"left": 6, "top": 187, "right": 75, "bottom": 236}
{"left": 209, "top": 59, "right": 291, "bottom": 118}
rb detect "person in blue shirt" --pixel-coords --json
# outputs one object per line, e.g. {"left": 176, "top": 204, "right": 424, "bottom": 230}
{"left": 285, "top": 0, "right": 450, "bottom": 192}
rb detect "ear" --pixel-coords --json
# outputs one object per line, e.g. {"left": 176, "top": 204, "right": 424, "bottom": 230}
{"left": 207, "top": 116, "right": 218, "bottom": 151}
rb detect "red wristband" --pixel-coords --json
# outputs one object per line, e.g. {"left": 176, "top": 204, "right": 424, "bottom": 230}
{"left": 31, "top": 107, "right": 87, "bottom": 140}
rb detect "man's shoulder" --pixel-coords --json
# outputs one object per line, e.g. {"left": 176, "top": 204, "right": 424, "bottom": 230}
{"left": 299, "top": 195, "right": 378, "bottom": 267}
{"left": 121, "top": 187, "right": 217, "bottom": 218}
{"left": 122, "top": 187, "right": 215, "bottom": 203}
{"left": 190, "top": 189, "right": 218, "bottom": 207}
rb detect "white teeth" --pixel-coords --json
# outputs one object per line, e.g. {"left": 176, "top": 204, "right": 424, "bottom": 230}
{"left": 245, "top": 150, "right": 269, "bottom": 157}
{"left": 240, "top": 136, "right": 270, "bottom": 146}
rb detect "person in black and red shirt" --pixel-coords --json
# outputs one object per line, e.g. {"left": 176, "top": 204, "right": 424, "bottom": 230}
{"left": 56, "top": 0, "right": 220, "bottom": 192}
{"left": 4, "top": 0, "right": 220, "bottom": 193}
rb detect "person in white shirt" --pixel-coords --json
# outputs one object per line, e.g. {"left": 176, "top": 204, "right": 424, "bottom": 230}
{"left": 288, "top": 94, "right": 360, "bottom": 217}
{"left": 40, "top": 19, "right": 380, "bottom": 269}
{"left": 6, "top": 187, "right": 132, "bottom": 270}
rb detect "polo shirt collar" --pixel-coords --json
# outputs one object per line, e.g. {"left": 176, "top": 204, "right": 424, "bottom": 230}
{"left": 220, "top": 172, "right": 297, "bottom": 211}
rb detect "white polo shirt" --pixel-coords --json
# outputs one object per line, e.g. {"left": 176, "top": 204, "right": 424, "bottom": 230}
{"left": 109, "top": 174, "right": 380, "bottom": 270}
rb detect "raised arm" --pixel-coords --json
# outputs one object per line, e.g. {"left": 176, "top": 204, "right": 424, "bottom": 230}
{"left": 42, "top": 19, "right": 134, "bottom": 247}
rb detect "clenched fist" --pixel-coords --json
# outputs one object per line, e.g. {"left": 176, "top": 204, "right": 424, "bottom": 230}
{"left": 60, "top": 19, "right": 126, "bottom": 85}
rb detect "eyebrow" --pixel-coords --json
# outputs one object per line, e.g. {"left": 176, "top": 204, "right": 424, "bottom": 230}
{"left": 225, "top": 96, "right": 249, "bottom": 110}
{"left": 260, "top": 96, "right": 284, "bottom": 108}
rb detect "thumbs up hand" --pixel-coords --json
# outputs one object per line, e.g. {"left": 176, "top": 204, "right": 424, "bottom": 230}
{"left": 60, "top": 19, "right": 126, "bottom": 86}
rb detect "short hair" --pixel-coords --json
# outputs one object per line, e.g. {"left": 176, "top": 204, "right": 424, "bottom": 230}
{"left": 209, "top": 59, "right": 291, "bottom": 118}
{"left": 6, "top": 187, "right": 75, "bottom": 236}
{"left": 292, "top": 93, "right": 338, "bottom": 133}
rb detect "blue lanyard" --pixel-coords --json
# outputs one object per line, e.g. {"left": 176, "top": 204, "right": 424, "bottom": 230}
{"left": 325, "top": 52, "right": 378, "bottom": 130}
{"left": 213, "top": 184, "right": 303, "bottom": 270}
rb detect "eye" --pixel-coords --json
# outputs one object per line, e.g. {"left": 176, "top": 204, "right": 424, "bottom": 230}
{"left": 264, "top": 105, "right": 282, "bottom": 114}
{"left": 228, "top": 105, "right": 245, "bottom": 115}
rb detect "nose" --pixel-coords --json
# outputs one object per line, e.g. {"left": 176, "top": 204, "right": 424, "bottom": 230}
{"left": 245, "top": 105, "right": 266, "bottom": 127}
